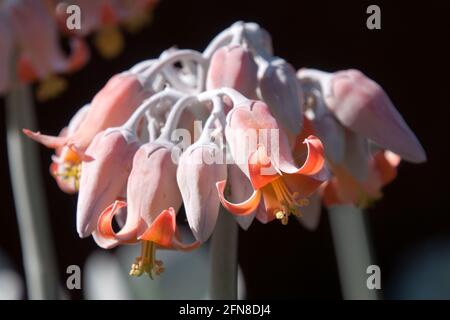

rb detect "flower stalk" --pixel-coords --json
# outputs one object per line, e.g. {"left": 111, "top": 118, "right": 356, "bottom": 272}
{"left": 6, "top": 52, "right": 58, "bottom": 299}
{"left": 209, "top": 205, "right": 238, "bottom": 300}
{"left": 328, "top": 205, "right": 379, "bottom": 300}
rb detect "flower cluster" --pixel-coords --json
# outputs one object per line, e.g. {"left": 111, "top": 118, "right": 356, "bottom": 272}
{"left": 0, "top": 0, "right": 158, "bottom": 100}
{"left": 24, "top": 21, "right": 426, "bottom": 278}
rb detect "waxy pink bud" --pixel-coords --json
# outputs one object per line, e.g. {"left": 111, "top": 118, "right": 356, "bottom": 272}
{"left": 177, "top": 143, "right": 227, "bottom": 242}
{"left": 118, "top": 142, "right": 182, "bottom": 240}
{"left": 207, "top": 45, "right": 258, "bottom": 99}
{"left": 76, "top": 129, "right": 139, "bottom": 237}
{"left": 258, "top": 59, "right": 303, "bottom": 135}
{"left": 328, "top": 69, "right": 426, "bottom": 163}
{"left": 24, "top": 72, "right": 152, "bottom": 155}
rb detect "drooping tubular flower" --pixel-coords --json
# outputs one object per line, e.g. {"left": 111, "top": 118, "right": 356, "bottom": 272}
{"left": 296, "top": 68, "right": 426, "bottom": 227}
{"left": 176, "top": 94, "right": 229, "bottom": 243}
{"left": 50, "top": 104, "right": 89, "bottom": 194}
{"left": 257, "top": 58, "right": 303, "bottom": 139}
{"left": 205, "top": 21, "right": 303, "bottom": 139}
{"left": 5, "top": 0, "right": 89, "bottom": 100}
{"left": 1, "top": 0, "right": 159, "bottom": 99}
{"left": 177, "top": 141, "right": 227, "bottom": 242}
{"left": 76, "top": 127, "right": 140, "bottom": 240}
{"left": 97, "top": 141, "right": 199, "bottom": 278}
{"left": 203, "top": 43, "right": 261, "bottom": 231}
{"left": 87, "top": 93, "right": 201, "bottom": 277}
{"left": 217, "top": 100, "right": 329, "bottom": 225}
{"left": 298, "top": 68, "right": 426, "bottom": 164}
{"left": 206, "top": 44, "right": 258, "bottom": 100}
{"left": 23, "top": 72, "right": 152, "bottom": 159}
{"left": 76, "top": 88, "right": 186, "bottom": 247}
{"left": 322, "top": 148, "right": 401, "bottom": 208}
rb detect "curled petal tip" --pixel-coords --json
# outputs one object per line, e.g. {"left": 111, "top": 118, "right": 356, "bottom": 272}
{"left": 280, "top": 135, "right": 326, "bottom": 177}
{"left": 96, "top": 200, "right": 128, "bottom": 240}
{"left": 216, "top": 180, "right": 261, "bottom": 216}
{"left": 22, "top": 128, "right": 37, "bottom": 136}
{"left": 91, "top": 231, "right": 120, "bottom": 249}
{"left": 22, "top": 128, "right": 66, "bottom": 149}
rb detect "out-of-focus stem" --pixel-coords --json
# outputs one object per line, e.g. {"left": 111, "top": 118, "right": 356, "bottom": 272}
{"left": 209, "top": 207, "right": 238, "bottom": 300}
{"left": 6, "top": 54, "right": 58, "bottom": 299}
{"left": 328, "top": 205, "right": 379, "bottom": 300}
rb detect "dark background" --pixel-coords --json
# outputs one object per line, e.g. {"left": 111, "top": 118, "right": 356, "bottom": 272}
{"left": 1, "top": 0, "right": 449, "bottom": 299}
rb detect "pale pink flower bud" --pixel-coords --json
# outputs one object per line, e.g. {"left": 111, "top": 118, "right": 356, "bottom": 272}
{"left": 207, "top": 45, "right": 258, "bottom": 99}
{"left": 177, "top": 143, "right": 227, "bottom": 242}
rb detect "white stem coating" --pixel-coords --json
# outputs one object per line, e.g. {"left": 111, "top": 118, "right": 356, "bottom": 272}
{"left": 6, "top": 51, "right": 58, "bottom": 299}
{"left": 328, "top": 205, "right": 380, "bottom": 300}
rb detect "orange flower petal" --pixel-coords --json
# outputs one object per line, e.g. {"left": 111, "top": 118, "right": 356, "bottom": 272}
{"left": 256, "top": 184, "right": 279, "bottom": 223}
{"left": 329, "top": 164, "right": 362, "bottom": 204}
{"left": 216, "top": 180, "right": 261, "bottom": 216}
{"left": 322, "top": 181, "right": 342, "bottom": 207}
{"left": 283, "top": 173, "right": 326, "bottom": 198}
{"left": 17, "top": 55, "right": 37, "bottom": 83}
{"left": 139, "top": 208, "right": 176, "bottom": 247}
{"left": 285, "top": 135, "right": 325, "bottom": 176}
{"left": 97, "top": 200, "right": 127, "bottom": 238}
{"left": 375, "top": 150, "right": 400, "bottom": 186}
{"left": 63, "top": 147, "right": 81, "bottom": 164}
{"left": 97, "top": 200, "right": 137, "bottom": 244}
{"left": 100, "top": 2, "right": 118, "bottom": 25}
{"left": 139, "top": 208, "right": 200, "bottom": 252}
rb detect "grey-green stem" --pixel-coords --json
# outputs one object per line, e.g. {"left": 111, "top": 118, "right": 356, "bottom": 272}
{"left": 6, "top": 52, "right": 58, "bottom": 299}
{"left": 209, "top": 206, "right": 238, "bottom": 300}
{"left": 328, "top": 205, "right": 380, "bottom": 300}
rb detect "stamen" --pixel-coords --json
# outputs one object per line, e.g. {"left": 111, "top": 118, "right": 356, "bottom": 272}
{"left": 271, "top": 179, "right": 310, "bottom": 225}
{"left": 275, "top": 211, "right": 284, "bottom": 220}
{"left": 55, "top": 163, "right": 81, "bottom": 191}
{"left": 129, "top": 241, "right": 164, "bottom": 279}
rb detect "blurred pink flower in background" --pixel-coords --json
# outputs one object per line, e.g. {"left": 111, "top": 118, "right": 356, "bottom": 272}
{"left": 0, "top": 0, "right": 159, "bottom": 100}
{"left": 296, "top": 68, "right": 426, "bottom": 229}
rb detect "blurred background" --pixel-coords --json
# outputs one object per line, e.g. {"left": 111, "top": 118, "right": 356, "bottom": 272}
{"left": 0, "top": 0, "right": 449, "bottom": 299}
